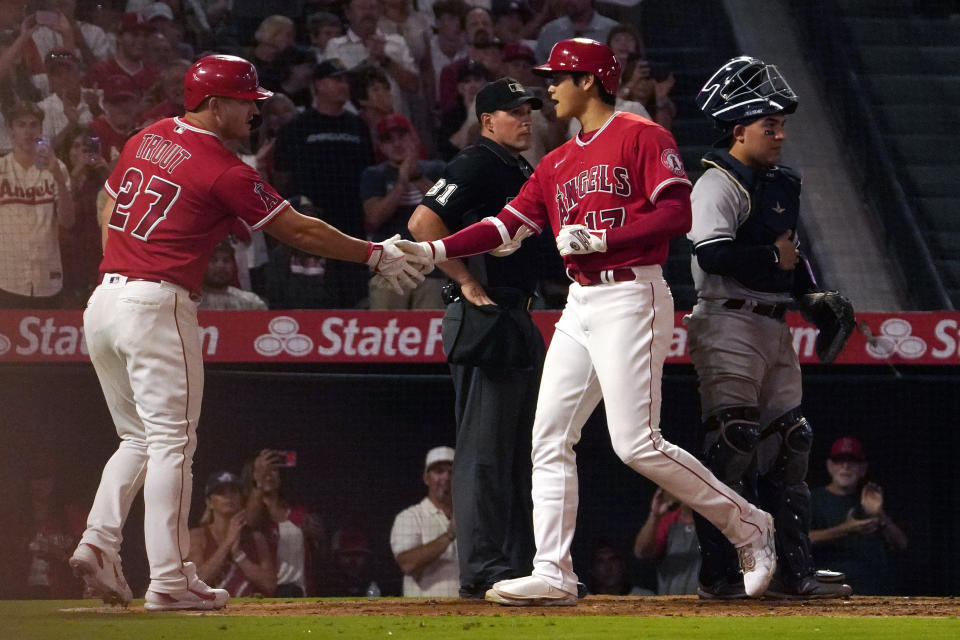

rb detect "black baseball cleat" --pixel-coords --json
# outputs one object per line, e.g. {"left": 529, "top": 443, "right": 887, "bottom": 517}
{"left": 764, "top": 575, "right": 853, "bottom": 600}
{"left": 697, "top": 579, "right": 748, "bottom": 600}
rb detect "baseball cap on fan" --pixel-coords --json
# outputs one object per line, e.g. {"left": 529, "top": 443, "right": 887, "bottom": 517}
{"left": 101, "top": 74, "right": 139, "bottom": 102}
{"left": 829, "top": 436, "right": 866, "bottom": 462}
{"left": 315, "top": 58, "right": 348, "bottom": 80}
{"left": 424, "top": 446, "right": 455, "bottom": 473}
{"left": 375, "top": 113, "right": 415, "bottom": 139}
{"left": 143, "top": 2, "right": 175, "bottom": 23}
{"left": 205, "top": 470, "right": 243, "bottom": 496}
{"left": 475, "top": 77, "right": 542, "bottom": 120}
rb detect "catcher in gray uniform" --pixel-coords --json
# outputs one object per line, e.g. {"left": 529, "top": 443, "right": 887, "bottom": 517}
{"left": 686, "top": 56, "right": 855, "bottom": 600}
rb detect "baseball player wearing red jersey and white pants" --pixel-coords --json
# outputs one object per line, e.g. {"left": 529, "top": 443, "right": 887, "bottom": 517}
{"left": 68, "top": 55, "right": 428, "bottom": 611}
{"left": 394, "top": 39, "right": 777, "bottom": 605}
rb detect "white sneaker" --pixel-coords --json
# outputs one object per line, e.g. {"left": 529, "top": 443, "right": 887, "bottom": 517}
{"left": 69, "top": 543, "right": 133, "bottom": 606}
{"left": 144, "top": 583, "right": 229, "bottom": 612}
{"left": 485, "top": 575, "right": 577, "bottom": 606}
{"left": 738, "top": 511, "right": 777, "bottom": 598}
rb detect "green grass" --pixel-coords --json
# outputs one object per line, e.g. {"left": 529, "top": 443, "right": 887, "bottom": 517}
{"left": 2, "top": 600, "right": 958, "bottom": 640}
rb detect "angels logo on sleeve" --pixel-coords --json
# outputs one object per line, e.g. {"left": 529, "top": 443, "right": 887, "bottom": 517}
{"left": 660, "top": 148, "right": 685, "bottom": 177}
{"left": 253, "top": 182, "right": 281, "bottom": 211}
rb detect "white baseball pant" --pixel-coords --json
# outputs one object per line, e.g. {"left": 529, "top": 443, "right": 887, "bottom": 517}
{"left": 79, "top": 276, "right": 203, "bottom": 593}
{"left": 529, "top": 266, "right": 769, "bottom": 595}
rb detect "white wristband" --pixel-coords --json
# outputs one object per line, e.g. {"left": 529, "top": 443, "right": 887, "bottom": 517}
{"left": 430, "top": 240, "right": 447, "bottom": 263}
{"left": 232, "top": 550, "right": 248, "bottom": 564}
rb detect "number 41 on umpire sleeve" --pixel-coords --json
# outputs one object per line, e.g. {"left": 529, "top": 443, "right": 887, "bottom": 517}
{"left": 108, "top": 167, "right": 182, "bottom": 241}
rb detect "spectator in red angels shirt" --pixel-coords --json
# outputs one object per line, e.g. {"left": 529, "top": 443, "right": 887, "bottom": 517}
{"left": 83, "top": 12, "right": 157, "bottom": 100}
{"left": 88, "top": 74, "right": 141, "bottom": 163}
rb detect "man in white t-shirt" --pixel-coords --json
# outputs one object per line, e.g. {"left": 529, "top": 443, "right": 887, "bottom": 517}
{"left": 390, "top": 446, "right": 459, "bottom": 597}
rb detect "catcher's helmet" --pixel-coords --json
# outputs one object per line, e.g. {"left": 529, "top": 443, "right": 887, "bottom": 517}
{"left": 183, "top": 54, "right": 273, "bottom": 111}
{"left": 533, "top": 38, "right": 621, "bottom": 95}
{"left": 696, "top": 56, "right": 797, "bottom": 124}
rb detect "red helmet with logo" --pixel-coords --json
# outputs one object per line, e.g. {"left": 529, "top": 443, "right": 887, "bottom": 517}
{"left": 183, "top": 55, "right": 273, "bottom": 111}
{"left": 533, "top": 38, "right": 621, "bottom": 95}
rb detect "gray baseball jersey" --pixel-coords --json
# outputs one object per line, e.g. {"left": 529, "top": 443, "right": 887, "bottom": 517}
{"left": 688, "top": 168, "right": 793, "bottom": 305}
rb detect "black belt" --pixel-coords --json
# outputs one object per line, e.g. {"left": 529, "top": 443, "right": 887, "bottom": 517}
{"left": 723, "top": 299, "right": 789, "bottom": 321}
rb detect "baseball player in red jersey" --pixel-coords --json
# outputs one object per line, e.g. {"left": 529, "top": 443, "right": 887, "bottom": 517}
{"left": 68, "top": 55, "right": 428, "bottom": 611}
{"left": 395, "top": 39, "right": 777, "bottom": 605}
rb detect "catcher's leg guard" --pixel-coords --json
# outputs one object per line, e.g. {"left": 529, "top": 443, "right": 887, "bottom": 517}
{"left": 694, "top": 407, "right": 762, "bottom": 589}
{"left": 758, "top": 408, "right": 816, "bottom": 584}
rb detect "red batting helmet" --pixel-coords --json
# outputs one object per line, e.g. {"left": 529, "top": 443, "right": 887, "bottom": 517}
{"left": 183, "top": 55, "right": 273, "bottom": 111}
{"left": 533, "top": 38, "right": 621, "bottom": 95}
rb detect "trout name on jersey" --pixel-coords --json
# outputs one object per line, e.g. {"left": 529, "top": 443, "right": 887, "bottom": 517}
{"left": 134, "top": 134, "right": 192, "bottom": 175}
{"left": 555, "top": 164, "right": 631, "bottom": 223}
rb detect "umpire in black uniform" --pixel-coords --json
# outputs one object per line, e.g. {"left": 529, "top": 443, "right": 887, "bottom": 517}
{"left": 409, "top": 77, "right": 546, "bottom": 598}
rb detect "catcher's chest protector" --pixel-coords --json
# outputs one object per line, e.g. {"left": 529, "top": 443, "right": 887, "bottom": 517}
{"left": 703, "top": 150, "right": 801, "bottom": 294}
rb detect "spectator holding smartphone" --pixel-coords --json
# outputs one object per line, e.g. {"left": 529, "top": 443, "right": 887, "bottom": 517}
{"left": 244, "top": 449, "right": 327, "bottom": 597}
{"left": 38, "top": 48, "right": 93, "bottom": 146}
{"left": 188, "top": 471, "right": 277, "bottom": 597}
{"left": 0, "top": 100, "right": 74, "bottom": 308}
{"left": 634, "top": 487, "right": 700, "bottom": 595}
{"left": 56, "top": 123, "right": 108, "bottom": 305}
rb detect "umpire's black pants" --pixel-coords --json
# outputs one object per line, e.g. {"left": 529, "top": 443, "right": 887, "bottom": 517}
{"left": 447, "top": 311, "right": 543, "bottom": 597}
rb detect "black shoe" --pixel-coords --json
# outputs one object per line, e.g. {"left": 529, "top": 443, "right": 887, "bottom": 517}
{"left": 697, "top": 580, "right": 747, "bottom": 600}
{"left": 576, "top": 582, "right": 587, "bottom": 599}
{"left": 764, "top": 575, "right": 853, "bottom": 600}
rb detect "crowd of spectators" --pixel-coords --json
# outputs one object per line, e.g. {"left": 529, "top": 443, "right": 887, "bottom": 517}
{"left": 0, "top": 0, "right": 671, "bottom": 311}
{"left": 0, "top": 435, "right": 909, "bottom": 598}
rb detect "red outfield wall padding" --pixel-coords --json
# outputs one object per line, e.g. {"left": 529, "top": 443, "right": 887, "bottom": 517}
{"left": 1, "top": 310, "right": 959, "bottom": 365}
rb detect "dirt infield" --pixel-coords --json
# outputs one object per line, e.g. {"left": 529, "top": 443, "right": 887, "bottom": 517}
{"left": 76, "top": 596, "right": 956, "bottom": 618}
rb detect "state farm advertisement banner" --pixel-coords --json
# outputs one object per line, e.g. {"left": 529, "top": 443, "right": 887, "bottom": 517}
{"left": 1, "top": 310, "right": 960, "bottom": 365}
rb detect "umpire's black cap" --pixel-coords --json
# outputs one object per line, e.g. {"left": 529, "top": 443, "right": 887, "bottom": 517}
{"left": 475, "top": 77, "right": 542, "bottom": 121}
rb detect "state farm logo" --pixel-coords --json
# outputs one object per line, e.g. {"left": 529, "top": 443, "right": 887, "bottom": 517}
{"left": 0, "top": 332, "right": 10, "bottom": 355}
{"left": 865, "top": 318, "right": 926, "bottom": 359}
{"left": 254, "top": 316, "right": 313, "bottom": 357}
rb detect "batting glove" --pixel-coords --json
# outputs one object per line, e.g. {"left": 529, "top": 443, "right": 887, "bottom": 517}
{"left": 366, "top": 235, "right": 427, "bottom": 294}
{"left": 491, "top": 225, "right": 534, "bottom": 257}
{"left": 556, "top": 224, "right": 607, "bottom": 256}
{"left": 395, "top": 239, "right": 444, "bottom": 269}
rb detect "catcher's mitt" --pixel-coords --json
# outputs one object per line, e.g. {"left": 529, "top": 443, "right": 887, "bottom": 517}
{"left": 799, "top": 290, "right": 856, "bottom": 363}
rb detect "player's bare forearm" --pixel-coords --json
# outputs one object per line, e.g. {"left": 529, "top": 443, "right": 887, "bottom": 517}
{"left": 265, "top": 206, "right": 370, "bottom": 264}
{"left": 409, "top": 205, "right": 499, "bottom": 304}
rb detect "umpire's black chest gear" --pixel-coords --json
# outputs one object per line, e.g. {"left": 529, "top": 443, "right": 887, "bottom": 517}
{"left": 422, "top": 136, "right": 540, "bottom": 295}
{"left": 702, "top": 150, "right": 801, "bottom": 293}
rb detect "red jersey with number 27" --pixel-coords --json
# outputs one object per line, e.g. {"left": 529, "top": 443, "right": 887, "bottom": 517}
{"left": 503, "top": 111, "right": 691, "bottom": 271}
{"left": 100, "top": 117, "right": 288, "bottom": 293}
